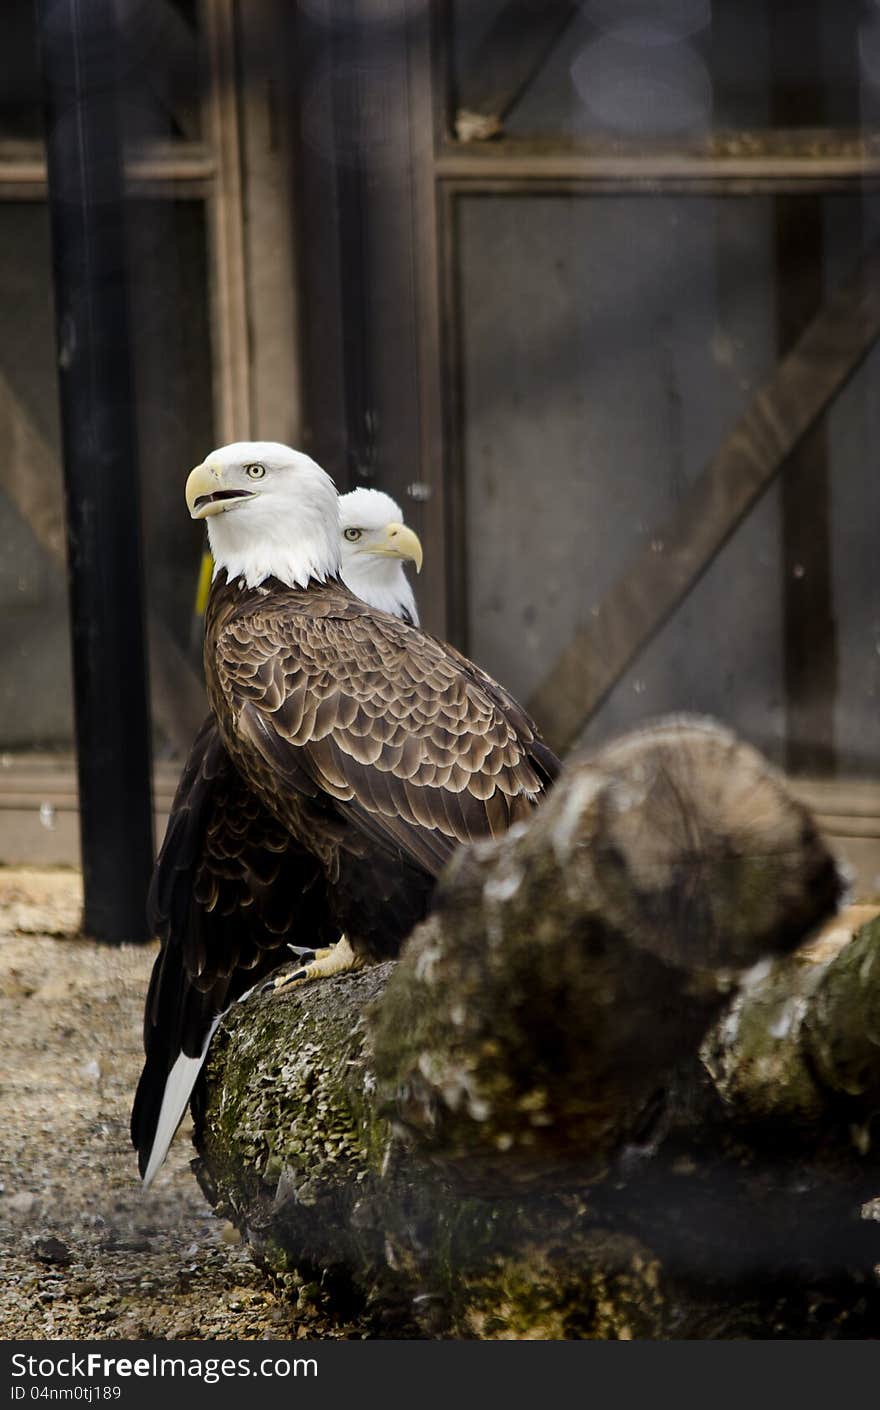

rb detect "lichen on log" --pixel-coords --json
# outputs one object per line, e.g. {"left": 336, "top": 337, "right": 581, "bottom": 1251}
{"left": 703, "top": 909, "right": 880, "bottom": 1134}
{"left": 192, "top": 718, "right": 880, "bottom": 1338}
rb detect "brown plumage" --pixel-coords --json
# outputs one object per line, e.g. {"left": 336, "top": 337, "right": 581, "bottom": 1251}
{"left": 204, "top": 574, "right": 555, "bottom": 922}
{"left": 133, "top": 560, "right": 557, "bottom": 1182}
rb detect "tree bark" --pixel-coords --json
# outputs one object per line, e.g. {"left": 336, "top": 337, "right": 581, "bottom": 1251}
{"left": 192, "top": 719, "right": 880, "bottom": 1338}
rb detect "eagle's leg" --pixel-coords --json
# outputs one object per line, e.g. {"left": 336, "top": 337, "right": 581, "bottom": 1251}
{"left": 296, "top": 944, "right": 338, "bottom": 964}
{"left": 271, "top": 935, "right": 365, "bottom": 990}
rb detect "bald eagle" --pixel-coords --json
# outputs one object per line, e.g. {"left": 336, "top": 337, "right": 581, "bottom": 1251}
{"left": 132, "top": 443, "right": 558, "bottom": 1185}
{"left": 134, "top": 486, "right": 423, "bottom": 1184}
{"left": 339, "top": 487, "right": 422, "bottom": 627}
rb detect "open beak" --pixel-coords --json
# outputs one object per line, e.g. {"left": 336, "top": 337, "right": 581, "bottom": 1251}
{"left": 185, "top": 462, "right": 255, "bottom": 520}
{"left": 367, "top": 522, "right": 423, "bottom": 573}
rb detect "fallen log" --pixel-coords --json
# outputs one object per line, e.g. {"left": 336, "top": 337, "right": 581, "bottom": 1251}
{"left": 192, "top": 719, "right": 880, "bottom": 1338}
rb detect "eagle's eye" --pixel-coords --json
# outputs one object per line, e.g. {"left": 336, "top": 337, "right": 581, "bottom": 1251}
{"left": 244, "top": 463, "right": 266, "bottom": 480}
{"left": 343, "top": 528, "right": 362, "bottom": 542}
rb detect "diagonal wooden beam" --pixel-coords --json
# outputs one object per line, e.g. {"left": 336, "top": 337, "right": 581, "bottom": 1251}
{"left": 0, "top": 371, "right": 205, "bottom": 756}
{"left": 454, "top": 0, "right": 579, "bottom": 142}
{"left": 528, "top": 241, "right": 880, "bottom": 755}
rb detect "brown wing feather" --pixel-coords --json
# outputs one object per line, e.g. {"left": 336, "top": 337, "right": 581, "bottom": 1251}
{"left": 212, "top": 589, "right": 557, "bottom": 879}
{"left": 147, "top": 716, "right": 328, "bottom": 998}
{"left": 131, "top": 715, "right": 337, "bottom": 1177}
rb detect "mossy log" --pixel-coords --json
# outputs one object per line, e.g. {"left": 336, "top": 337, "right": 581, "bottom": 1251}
{"left": 193, "top": 719, "right": 880, "bottom": 1338}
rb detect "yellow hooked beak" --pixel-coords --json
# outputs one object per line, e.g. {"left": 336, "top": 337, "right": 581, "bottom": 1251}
{"left": 366, "top": 522, "right": 423, "bottom": 573}
{"left": 185, "top": 462, "right": 256, "bottom": 520}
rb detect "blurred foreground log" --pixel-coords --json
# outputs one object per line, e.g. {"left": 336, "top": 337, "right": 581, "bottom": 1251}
{"left": 193, "top": 719, "right": 880, "bottom": 1338}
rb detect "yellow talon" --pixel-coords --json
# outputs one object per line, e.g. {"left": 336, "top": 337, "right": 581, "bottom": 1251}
{"left": 270, "top": 936, "right": 365, "bottom": 991}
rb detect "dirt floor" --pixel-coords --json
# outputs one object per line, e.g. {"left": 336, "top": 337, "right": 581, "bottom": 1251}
{"left": 0, "top": 868, "right": 350, "bottom": 1342}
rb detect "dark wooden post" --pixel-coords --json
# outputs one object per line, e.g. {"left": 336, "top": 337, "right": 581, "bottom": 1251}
{"left": 288, "top": 0, "right": 447, "bottom": 637}
{"left": 770, "top": 4, "right": 843, "bottom": 777}
{"left": 37, "top": 0, "right": 154, "bottom": 941}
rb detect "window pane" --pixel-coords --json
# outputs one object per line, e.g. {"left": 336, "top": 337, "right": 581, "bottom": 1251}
{"left": 449, "top": 0, "right": 866, "bottom": 141}
{"left": 0, "top": 203, "right": 71, "bottom": 747}
{"left": 127, "top": 199, "right": 215, "bottom": 662}
{"left": 0, "top": 198, "right": 214, "bottom": 767}
{"left": 0, "top": 0, "right": 205, "bottom": 143}
{"left": 456, "top": 190, "right": 879, "bottom": 780}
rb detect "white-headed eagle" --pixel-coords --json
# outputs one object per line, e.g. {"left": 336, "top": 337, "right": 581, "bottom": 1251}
{"left": 132, "top": 443, "right": 558, "bottom": 1185}
{"left": 338, "top": 486, "right": 422, "bottom": 627}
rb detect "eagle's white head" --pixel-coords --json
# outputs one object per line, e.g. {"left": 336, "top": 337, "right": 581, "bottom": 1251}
{"left": 186, "top": 441, "right": 341, "bottom": 590}
{"left": 339, "top": 488, "right": 422, "bottom": 626}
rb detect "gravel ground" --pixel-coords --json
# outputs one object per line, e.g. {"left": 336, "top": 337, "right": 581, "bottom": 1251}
{"left": 0, "top": 868, "right": 350, "bottom": 1342}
